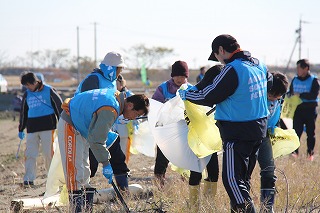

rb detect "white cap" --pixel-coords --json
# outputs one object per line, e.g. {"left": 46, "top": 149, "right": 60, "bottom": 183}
{"left": 101, "top": 52, "right": 126, "bottom": 67}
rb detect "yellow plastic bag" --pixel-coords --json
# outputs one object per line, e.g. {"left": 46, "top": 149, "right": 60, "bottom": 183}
{"left": 270, "top": 127, "right": 300, "bottom": 159}
{"left": 281, "top": 95, "right": 302, "bottom": 119}
{"left": 184, "top": 101, "right": 222, "bottom": 158}
{"left": 59, "top": 184, "right": 69, "bottom": 205}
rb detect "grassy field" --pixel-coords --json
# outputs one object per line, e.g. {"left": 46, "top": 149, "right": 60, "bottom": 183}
{"left": 0, "top": 114, "right": 320, "bottom": 212}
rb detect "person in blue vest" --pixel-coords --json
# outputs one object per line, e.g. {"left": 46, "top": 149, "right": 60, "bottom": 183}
{"left": 196, "top": 66, "right": 206, "bottom": 83}
{"left": 58, "top": 88, "right": 149, "bottom": 212}
{"left": 289, "top": 59, "right": 319, "bottom": 161}
{"left": 179, "top": 34, "right": 272, "bottom": 213}
{"left": 257, "top": 71, "right": 288, "bottom": 213}
{"left": 18, "top": 72, "right": 63, "bottom": 187}
{"left": 152, "top": 60, "right": 192, "bottom": 187}
{"left": 74, "top": 51, "right": 131, "bottom": 192}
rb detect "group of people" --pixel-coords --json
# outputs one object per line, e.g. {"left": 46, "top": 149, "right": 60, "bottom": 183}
{"left": 16, "top": 34, "right": 318, "bottom": 213}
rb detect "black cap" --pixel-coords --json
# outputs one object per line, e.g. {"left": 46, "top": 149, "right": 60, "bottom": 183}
{"left": 208, "top": 34, "right": 239, "bottom": 61}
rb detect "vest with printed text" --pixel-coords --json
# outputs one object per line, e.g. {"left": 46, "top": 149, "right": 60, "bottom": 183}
{"left": 215, "top": 59, "right": 269, "bottom": 121}
{"left": 69, "top": 88, "right": 120, "bottom": 138}
{"left": 26, "top": 85, "right": 54, "bottom": 118}
{"left": 292, "top": 75, "right": 318, "bottom": 103}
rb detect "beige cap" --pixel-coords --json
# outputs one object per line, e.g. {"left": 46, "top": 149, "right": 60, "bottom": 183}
{"left": 101, "top": 52, "right": 126, "bottom": 67}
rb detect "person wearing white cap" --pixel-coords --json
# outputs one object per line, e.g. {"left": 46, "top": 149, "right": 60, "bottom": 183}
{"left": 72, "top": 52, "right": 130, "bottom": 210}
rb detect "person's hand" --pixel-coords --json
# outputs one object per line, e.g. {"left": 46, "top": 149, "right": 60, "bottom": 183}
{"left": 178, "top": 89, "right": 187, "bottom": 101}
{"left": 102, "top": 164, "right": 113, "bottom": 184}
{"left": 18, "top": 132, "right": 25, "bottom": 140}
{"left": 268, "top": 127, "right": 275, "bottom": 135}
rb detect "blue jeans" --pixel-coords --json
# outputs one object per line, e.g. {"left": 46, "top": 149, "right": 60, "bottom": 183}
{"left": 257, "top": 136, "right": 277, "bottom": 189}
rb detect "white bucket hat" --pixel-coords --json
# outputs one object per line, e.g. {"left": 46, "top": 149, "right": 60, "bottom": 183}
{"left": 101, "top": 52, "right": 126, "bottom": 67}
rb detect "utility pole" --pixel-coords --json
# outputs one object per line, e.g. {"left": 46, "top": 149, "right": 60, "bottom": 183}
{"left": 77, "top": 26, "right": 80, "bottom": 84}
{"left": 94, "top": 22, "right": 97, "bottom": 67}
{"left": 286, "top": 17, "right": 309, "bottom": 69}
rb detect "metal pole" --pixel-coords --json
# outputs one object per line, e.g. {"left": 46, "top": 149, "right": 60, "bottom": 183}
{"left": 77, "top": 26, "right": 80, "bottom": 84}
{"left": 111, "top": 181, "right": 130, "bottom": 213}
{"left": 94, "top": 22, "right": 97, "bottom": 67}
{"left": 298, "top": 18, "right": 302, "bottom": 60}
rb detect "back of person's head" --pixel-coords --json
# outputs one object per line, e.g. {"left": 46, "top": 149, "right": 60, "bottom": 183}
{"left": 21, "top": 72, "right": 38, "bottom": 85}
{"left": 296, "top": 59, "right": 310, "bottom": 70}
{"left": 171, "top": 61, "right": 189, "bottom": 78}
{"left": 196, "top": 65, "right": 224, "bottom": 90}
{"left": 269, "top": 71, "right": 288, "bottom": 97}
{"left": 126, "top": 94, "right": 150, "bottom": 116}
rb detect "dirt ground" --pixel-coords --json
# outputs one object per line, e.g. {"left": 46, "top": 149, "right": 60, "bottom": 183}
{"left": 0, "top": 116, "right": 176, "bottom": 212}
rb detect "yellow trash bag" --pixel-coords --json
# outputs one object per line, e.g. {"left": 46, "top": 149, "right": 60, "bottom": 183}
{"left": 184, "top": 101, "right": 222, "bottom": 158}
{"left": 59, "top": 184, "right": 69, "bottom": 205}
{"left": 281, "top": 95, "right": 302, "bottom": 119}
{"left": 270, "top": 127, "right": 300, "bottom": 159}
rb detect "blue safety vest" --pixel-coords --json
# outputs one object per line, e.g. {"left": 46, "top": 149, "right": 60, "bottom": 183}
{"left": 292, "top": 75, "right": 318, "bottom": 103}
{"left": 26, "top": 85, "right": 54, "bottom": 118}
{"left": 160, "top": 82, "right": 192, "bottom": 102}
{"left": 69, "top": 88, "right": 120, "bottom": 138}
{"left": 74, "top": 71, "right": 116, "bottom": 96}
{"left": 215, "top": 59, "right": 269, "bottom": 121}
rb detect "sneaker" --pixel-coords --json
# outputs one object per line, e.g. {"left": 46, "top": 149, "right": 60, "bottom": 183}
{"left": 307, "top": 155, "right": 314, "bottom": 161}
{"left": 291, "top": 153, "right": 299, "bottom": 159}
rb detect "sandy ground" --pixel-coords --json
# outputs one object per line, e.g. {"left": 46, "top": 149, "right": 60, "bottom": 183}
{"left": 0, "top": 117, "right": 168, "bottom": 212}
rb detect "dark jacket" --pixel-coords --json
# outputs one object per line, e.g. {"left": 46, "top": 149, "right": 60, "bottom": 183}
{"left": 185, "top": 51, "right": 272, "bottom": 141}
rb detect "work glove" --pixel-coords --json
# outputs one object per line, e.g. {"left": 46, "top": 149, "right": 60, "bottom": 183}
{"left": 268, "top": 127, "right": 275, "bottom": 136}
{"left": 178, "top": 89, "right": 187, "bottom": 101}
{"left": 102, "top": 164, "right": 113, "bottom": 184}
{"left": 18, "top": 131, "right": 25, "bottom": 140}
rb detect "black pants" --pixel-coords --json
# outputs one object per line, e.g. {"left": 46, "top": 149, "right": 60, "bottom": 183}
{"left": 293, "top": 107, "right": 317, "bottom": 155}
{"left": 222, "top": 139, "right": 261, "bottom": 208}
{"left": 89, "top": 136, "right": 129, "bottom": 177}
{"left": 154, "top": 146, "right": 169, "bottom": 175}
{"left": 189, "top": 152, "right": 219, "bottom": 185}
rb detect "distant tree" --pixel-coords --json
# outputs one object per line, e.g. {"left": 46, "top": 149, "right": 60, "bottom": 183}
{"left": 67, "top": 56, "right": 96, "bottom": 81}
{"left": 27, "top": 49, "right": 70, "bottom": 68}
{"left": 125, "top": 44, "right": 174, "bottom": 69}
{"left": 0, "top": 51, "right": 8, "bottom": 68}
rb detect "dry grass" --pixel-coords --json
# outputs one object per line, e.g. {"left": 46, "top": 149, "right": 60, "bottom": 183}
{"left": 1, "top": 113, "right": 320, "bottom": 212}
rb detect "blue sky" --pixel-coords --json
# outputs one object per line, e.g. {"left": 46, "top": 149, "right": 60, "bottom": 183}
{"left": 1, "top": 0, "right": 320, "bottom": 69}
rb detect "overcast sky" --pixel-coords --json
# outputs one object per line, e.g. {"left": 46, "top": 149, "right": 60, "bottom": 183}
{"left": 1, "top": 0, "right": 320, "bottom": 69}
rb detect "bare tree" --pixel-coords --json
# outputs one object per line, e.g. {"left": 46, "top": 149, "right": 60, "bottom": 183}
{"left": 28, "top": 49, "right": 70, "bottom": 68}
{"left": 125, "top": 44, "right": 174, "bottom": 69}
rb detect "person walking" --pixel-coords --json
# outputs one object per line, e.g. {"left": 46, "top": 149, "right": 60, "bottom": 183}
{"left": 74, "top": 51, "right": 130, "bottom": 191}
{"left": 152, "top": 60, "right": 192, "bottom": 186}
{"left": 58, "top": 88, "right": 149, "bottom": 212}
{"left": 18, "top": 72, "right": 63, "bottom": 187}
{"left": 289, "top": 59, "right": 319, "bottom": 161}
{"left": 258, "top": 71, "right": 288, "bottom": 213}
{"left": 179, "top": 34, "right": 272, "bottom": 212}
